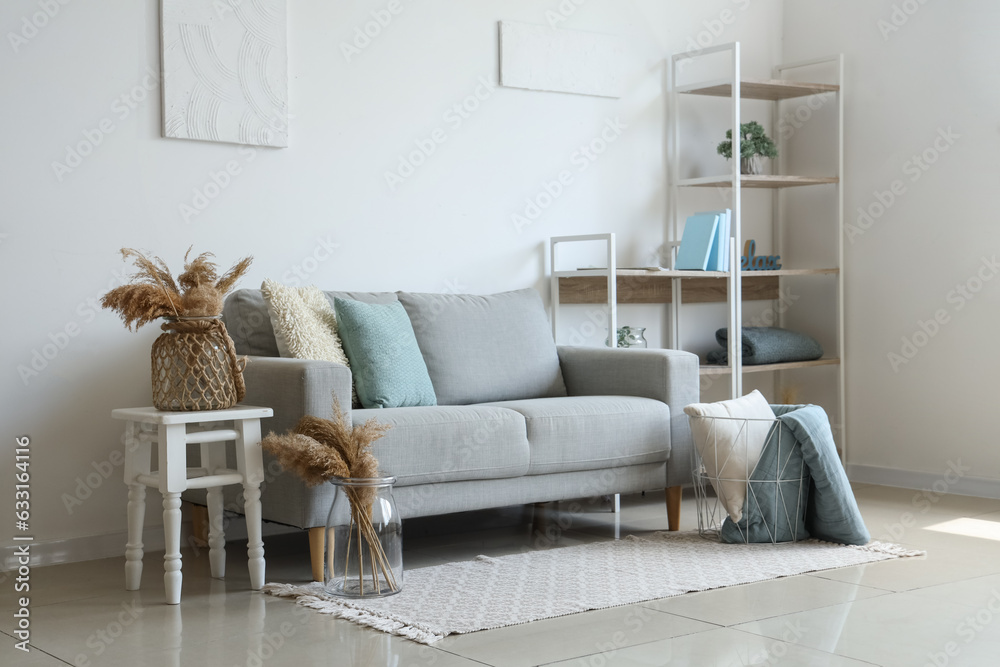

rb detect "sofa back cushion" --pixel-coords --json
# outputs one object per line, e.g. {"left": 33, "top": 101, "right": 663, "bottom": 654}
{"left": 397, "top": 289, "right": 567, "bottom": 405}
{"left": 223, "top": 288, "right": 397, "bottom": 357}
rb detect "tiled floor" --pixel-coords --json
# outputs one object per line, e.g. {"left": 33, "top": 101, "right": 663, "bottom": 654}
{"left": 5, "top": 484, "right": 1000, "bottom": 666}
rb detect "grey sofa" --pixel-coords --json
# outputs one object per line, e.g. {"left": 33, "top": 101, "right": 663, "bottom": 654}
{"left": 217, "top": 287, "right": 699, "bottom": 579}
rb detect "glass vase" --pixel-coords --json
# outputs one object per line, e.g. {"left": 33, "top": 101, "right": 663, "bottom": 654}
{"left": 324, "top": 477, "right": 403, "bottom": 598}
{"left": 606, "top": 326, "right": 648, "bottom": 349}
{"left": 624, "top": 327, "right": 648, "bottom": 348}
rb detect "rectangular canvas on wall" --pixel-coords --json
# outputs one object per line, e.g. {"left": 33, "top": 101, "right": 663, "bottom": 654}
{"left": 161, "top": 0, "right": 288, "bottom": 148}
{"left": 498, "top": 21, "right": 626, "bottom": 99}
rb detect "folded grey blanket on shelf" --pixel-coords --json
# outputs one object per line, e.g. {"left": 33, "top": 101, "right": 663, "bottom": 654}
{"left": 706, "top": 327, "right": 823, "bottom": 365}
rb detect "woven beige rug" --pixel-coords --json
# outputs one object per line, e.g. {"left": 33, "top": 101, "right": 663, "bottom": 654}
{"left": 263, "top": 531, "right": 922, "bottom": 644}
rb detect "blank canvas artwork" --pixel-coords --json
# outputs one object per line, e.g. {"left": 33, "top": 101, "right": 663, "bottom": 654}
{"left": 161, "top": 0, "right": 288, "bottom": 148}
{"left": 499, "top": 21, "right": 626, "bottom": 98}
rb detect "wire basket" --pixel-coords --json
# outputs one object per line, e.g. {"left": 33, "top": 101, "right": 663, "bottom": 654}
{"left": 691, "top": 414, "right": 808, "bottom": 544}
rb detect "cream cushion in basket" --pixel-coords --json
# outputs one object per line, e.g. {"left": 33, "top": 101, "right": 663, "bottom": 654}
{"left": 684, "top": 390, "right": 776, "bottom": 523}
{"left": 260, "top": 279, "right": 356, "bottom": 405}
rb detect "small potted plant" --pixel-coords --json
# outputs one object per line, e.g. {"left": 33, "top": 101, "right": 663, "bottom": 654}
{"left": 716, "top": 121, "right": 778, "bottom": 175}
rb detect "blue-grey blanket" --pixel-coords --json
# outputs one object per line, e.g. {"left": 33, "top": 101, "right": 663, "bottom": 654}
{"left": 707, "top": 327, "right": 823, "bottom": 365}
{"left": 720, "top": 404, "right": 870, "bottom": 545}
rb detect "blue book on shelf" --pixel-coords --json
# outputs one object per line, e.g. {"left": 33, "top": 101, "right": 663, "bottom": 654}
{"left": 676, "top": 213, "right": 720, "bottom": 270}
{"left": 702, "top": 209, "right": 731, "bottom": 271}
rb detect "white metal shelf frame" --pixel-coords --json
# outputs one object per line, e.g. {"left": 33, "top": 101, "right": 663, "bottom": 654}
{"left": 669, "top": 42, "right": 846, "bottom": 462}
{"left": 669, "top": 42, "right": 744, "bottom": 400}
{"left": 550, "top": 233, "right": 618, "bottom": 347}
{"left": 771, "top": 53, "right": 846, "bottom": 463}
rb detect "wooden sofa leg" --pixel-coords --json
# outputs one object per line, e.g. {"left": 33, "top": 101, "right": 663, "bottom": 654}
{"left": 666, "top": 486, "right": 682, "bottom": 531}
{"left": 189, "top": 503, "right": 209, "bottom": 547}
{"left": 308, "top": 527, "right": 326, "bottom": 582}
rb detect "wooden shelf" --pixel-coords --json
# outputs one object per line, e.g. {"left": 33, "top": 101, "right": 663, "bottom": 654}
{"left": 557, "top": 268, "right": 837, "bottom": 305}
{"left": 678, "top": 78, "right": 839, "bottom": 101}
{"left": 699, "top": 358, "right": 840, "bottom": 376}
{"left": 678, "top": 175, "right": 839, "bottom": 189}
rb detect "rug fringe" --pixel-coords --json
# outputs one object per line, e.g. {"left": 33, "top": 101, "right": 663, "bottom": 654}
{"left": 849, "top": 540, "right": 926, "bottom": 558}
{"left": 262, "top": 583, "right": 445, "bottom": 645}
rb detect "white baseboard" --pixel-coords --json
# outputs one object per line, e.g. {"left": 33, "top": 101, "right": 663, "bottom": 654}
{"left": 848, "top": 464, "right": 1000, "bottom": 500}
{"left": 1, "top": 517, "right": 299, "bottom": 573}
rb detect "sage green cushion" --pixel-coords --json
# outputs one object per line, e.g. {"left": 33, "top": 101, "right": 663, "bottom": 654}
{"left": 333, "top": 298, "right": 437, "bottom": 409}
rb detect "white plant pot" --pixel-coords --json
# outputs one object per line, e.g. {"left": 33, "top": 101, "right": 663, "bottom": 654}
{"left": 740, "top": 156, "right": 762, "bottom": 175}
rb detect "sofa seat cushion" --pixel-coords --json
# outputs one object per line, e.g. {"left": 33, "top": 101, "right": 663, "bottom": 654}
{"left": 482, "top": 396, "right": 671, "bottom": 476}
{"left": 356, "top": 405, "right": 530, "bottom": 487}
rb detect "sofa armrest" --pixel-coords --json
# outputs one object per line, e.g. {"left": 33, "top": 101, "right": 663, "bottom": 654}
{"left": 557, "top": 346, "right": 699, "bottom": 487}
{"left": 242, "top": 356, "right": 353, "bottom": 435}
{"left": 237, "top": 356, "right": 353, "bottom": 528}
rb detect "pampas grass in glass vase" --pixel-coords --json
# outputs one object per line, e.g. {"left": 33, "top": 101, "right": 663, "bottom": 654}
{"left": 262, "top": 404, "right": 402, "bottom": 597}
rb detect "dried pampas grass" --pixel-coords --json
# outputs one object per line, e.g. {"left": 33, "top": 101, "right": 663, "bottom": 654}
{"left": 101, "top": 247, "right": 252, "bottom": 330}
{"left": 262, "top": 402, "right": 397, "bottom": 595}
{"left": 261, "top": 401, "right": 390, "bottom": 484}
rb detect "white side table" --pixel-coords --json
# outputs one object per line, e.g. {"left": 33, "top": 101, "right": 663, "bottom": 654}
{"left": 112, "top": 405, "right": 273, "bottom": 604}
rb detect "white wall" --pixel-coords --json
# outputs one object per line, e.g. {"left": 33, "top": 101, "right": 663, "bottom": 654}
{"left": 783, "top": 0, "right": 1000, "bottom": 490}
{"left": 1, "top": 0, "right": 785, "bottom": 565}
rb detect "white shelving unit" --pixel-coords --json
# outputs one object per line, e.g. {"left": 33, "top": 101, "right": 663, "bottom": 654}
{"left": 669, "top": 42, "right": 846, "bottom": 459}
{"left": 548, "top": 43, "right": 846, "bottom": 460}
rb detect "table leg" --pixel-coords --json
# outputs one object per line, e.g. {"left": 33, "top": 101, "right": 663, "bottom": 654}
{"left": 243, "top": 482, "right": 265, "bottom": 590}
{"left": 206, "top": 487, "right": 226, "bottom": 579}
{"left": 159, "top": 422, "right": 187, "bottom": 605}
{"left": 235, "top": 418, "right": 265, "bottom": 590}
{"left": 123, "top": 421, "right": 150, "bottom": 591}
{"left": 202, "top": 438, "right": 229, "bottom": 579}
{"left": 125, "top": 484, "right": 145, "bottom": 590}
{"left": 163, "top": 492, "right": 183, "bottom": 605}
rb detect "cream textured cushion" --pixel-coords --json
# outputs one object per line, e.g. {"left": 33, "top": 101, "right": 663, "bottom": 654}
{"left": 260, "top": 280, "right": 356, "bottom": 405}
{"left": 684, "top": 390, "right": 776, "bottom": 523}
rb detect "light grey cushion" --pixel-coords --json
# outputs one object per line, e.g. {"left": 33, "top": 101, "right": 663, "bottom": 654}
{"left": 483, "top": 396, "right": 670, "bottom": 475}
{"left": 354, "top": 405, "right": 530, "bottom": 486}
{"left": 223, "top": 289, "right": 397, "bottom": 357}
{"left": 398, "top": 289, "right": 567, "bottom": 405}
{"left": 224, "top": 289, "right": 281, "bottom": 357}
